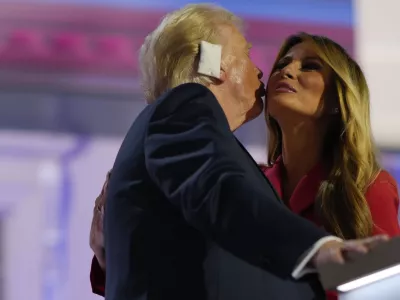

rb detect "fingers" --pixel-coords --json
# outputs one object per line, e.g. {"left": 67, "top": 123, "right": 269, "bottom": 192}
{"left": 94, "top": 195, "right": 102, "bottom": 207}
{"left": 312, "top": 240, "right": 345, "bottom": 267}
{"left": 93, "top": 172, "right": 111, "bottom": 214}
{"left": 100, "top": 178, "right": 109, "bottom": 196}
{"left": 341, "top": 235, "right": 390, "bottom": 261}
{"left": 98, "top": 171, "right": 111, "bottom": 198}
{"left": 90, "top": 171, "right": 111, "bottom": 252}
{"left": 365, "top": 238, "right": 388, "bottom": 250}
{"left": 93, "top": 195, "right": 104, "bottom": 216}
{"left": 346, "top": 235, "right": 389, "bottom": 251}
{"left": 341, "top": 235, "right": 389, "bottom": 253}
{"left": 314, "top": 235, "right": 391, "bottom": 268}
{"left": 362, "top": 234, "right": 390, "bottom": 244}
{"left": 330, "top": 246, "right": 345, "bottom": 264}
{"left": 360, "top": 235, "right": 390, "bottom": 251}
{"left": 342, "top": 241, "right": 368, "bottom": 254}
{"left": 103, "top": 170, "right": 112, "bottom": 191}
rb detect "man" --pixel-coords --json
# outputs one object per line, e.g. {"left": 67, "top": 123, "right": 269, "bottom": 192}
{"left": 94, "top": 4, "right": 388, "bottom": 300}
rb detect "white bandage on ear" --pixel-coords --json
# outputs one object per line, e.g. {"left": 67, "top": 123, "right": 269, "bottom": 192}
{"left": 197, "top": 41, "right": 222, "bottom": 79}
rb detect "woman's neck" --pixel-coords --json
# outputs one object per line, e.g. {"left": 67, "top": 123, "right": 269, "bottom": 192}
{"left": 280, "top": 124, "right": 325, "bottom": 199}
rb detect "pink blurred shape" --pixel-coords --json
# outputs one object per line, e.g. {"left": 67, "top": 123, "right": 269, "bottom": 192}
{"left": 250, "top": 45, "right": 279, "bottom": 74}
{"left": 48, "top": 32, "right": 92, "bottom": 68}
{"left": 0, "top": 30, "right": 49, "bottom": 65}
{"left": 92, "top": 35, "right": 138, "bottom": 74}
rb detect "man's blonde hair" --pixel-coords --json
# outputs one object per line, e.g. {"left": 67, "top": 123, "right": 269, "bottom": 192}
{"left": 139, "top": 4, "right": 243, "bottom": 103}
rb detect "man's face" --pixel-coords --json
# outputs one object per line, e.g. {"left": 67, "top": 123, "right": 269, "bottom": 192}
{"left": 219, "top": 25, "right": 264, "bottom": 121}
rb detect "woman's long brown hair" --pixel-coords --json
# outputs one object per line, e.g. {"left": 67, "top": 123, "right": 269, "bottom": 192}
{"left": 266, "top": 33, "right": 380, "bottom": 239}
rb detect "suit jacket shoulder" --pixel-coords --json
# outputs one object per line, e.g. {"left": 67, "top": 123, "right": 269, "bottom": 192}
{"left": 150, "top": 83, "right": 228, "bottom": 126}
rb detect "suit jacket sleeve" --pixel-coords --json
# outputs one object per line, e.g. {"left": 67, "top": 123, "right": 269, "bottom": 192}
{"left": 366, "top": 171, "right": 400, "bottom": 236}
{"left": 144, "top": 83, "right": 328, "bottom": 278}
{"left": 90, "top": 256, "right": 105, "bottom": 296}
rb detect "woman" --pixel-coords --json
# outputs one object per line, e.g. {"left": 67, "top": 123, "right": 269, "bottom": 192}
{"left": 261, "top": 32, "right": 400, "bottom": 299}
{"left": 263, "top": 32, "right": 399, "bottom": 238}
{"left": 89, "top": 33, "right": 400, "bottom": 298}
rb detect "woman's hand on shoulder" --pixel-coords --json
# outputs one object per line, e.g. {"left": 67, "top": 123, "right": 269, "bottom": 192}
{"left": 89, "top": 170, "right": 111, "bottom": 270}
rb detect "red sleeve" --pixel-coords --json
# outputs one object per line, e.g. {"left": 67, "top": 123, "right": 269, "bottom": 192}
{"left": 366, "top": 171, "right": 400, "bottom": 236}
{"left": 90, "top": 256, "right": 105, "bottom": 296}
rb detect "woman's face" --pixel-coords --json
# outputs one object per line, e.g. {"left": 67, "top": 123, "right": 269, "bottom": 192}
{"left": 266, "top": 42, "right": 335, "bottom": 124}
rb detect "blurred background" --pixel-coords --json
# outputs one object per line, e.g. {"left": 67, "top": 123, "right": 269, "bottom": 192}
{"left": 0, "top": 0, "right": 399, "bottom": 299}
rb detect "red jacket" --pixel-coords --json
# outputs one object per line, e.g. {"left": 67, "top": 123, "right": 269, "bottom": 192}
{"left": 90, "top": 161, "right": 400, "bottom": 297}
{"left": 261, "top": 158, "right": 400, "bottom": 300}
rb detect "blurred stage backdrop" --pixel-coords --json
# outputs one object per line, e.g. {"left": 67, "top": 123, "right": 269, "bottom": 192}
{"left": 0, "top": 1, "right": 399, "bottom": 300}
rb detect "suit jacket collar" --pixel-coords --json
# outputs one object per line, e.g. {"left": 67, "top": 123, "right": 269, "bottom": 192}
{"left": 234, "top": 138, "right": 283, "bottom": 204}
{"left": 263, "top": 156, "right": 328, "bottom": 214}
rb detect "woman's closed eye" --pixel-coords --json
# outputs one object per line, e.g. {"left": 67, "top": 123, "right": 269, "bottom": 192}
{"left": 301, "top": 62, "right": 323, "bottom": 71}
{"left": 273, "top": 60, "right": 322, "bottom": 72}
{"left": 273, "top": 62, "right": 288, "bottom": 71}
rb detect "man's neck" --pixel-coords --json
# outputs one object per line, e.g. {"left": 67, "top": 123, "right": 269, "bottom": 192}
{"left": 208, "top": 86, "right": 246, "bottom": 131}
{"left": 221, "top": 102, "right": 246, "bottom": 131}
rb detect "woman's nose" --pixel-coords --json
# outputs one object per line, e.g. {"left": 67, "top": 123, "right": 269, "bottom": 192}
{"left": 280, "top": 63, "right": 297, "bottom": 79}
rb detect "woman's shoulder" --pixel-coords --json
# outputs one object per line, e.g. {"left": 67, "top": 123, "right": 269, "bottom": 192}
{"left": 368, "top": 170, "right": 398, "bottom": 191}
{"left": 366, "top": 170, "right": 400, "bottom": 236}
{"left": 365, "top": 169, "right": 399, "bottom": 208}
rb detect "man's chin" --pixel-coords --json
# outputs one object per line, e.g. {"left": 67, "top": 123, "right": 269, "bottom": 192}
{"left": 245, "top": 98, "right": 264, "bottom": 121}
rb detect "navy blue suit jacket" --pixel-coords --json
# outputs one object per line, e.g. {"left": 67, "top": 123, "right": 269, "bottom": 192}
{"left": 104, "top": 83, "right": 327, "bottom": 300}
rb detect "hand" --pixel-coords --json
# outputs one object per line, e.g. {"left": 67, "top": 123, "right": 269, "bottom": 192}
{"left": 89, "top": 170, "right": 111, "bottom": 270}
{"left": 311, "top": 235, "right": 390, "bottom": 268}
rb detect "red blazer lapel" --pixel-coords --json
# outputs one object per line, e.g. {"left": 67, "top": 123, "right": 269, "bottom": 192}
{"left": 262, "top": 157, "right": 284, "bottom": 199}
{"left": 262, "top": 157, "right": 328, "bottom": 215}
{"left": 289, "top": 163, "right": 327, "bottom": 214}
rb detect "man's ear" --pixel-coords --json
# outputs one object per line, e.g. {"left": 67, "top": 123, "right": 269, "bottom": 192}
{"left": 218, "top": 67, "right": 227, "bottom": 83}
{"left": 209, "top": 67, "right": 227, "bottom": 85}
